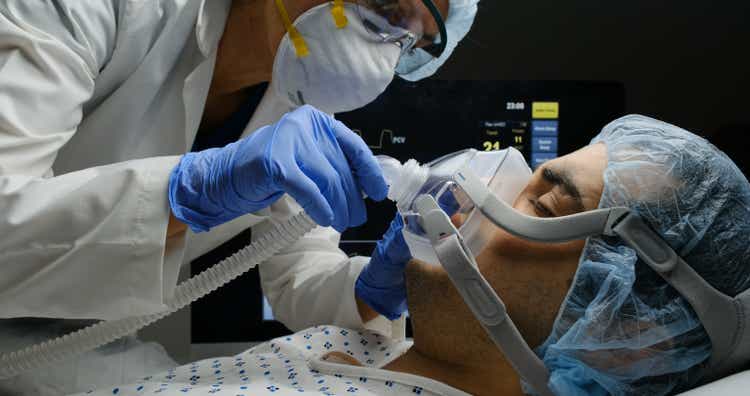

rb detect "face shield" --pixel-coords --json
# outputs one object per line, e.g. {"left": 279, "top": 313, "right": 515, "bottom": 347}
{"left": 405, "top": 148, "right": 750, "bottom": 396}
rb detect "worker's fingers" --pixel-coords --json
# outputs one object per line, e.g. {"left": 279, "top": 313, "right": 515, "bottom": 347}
{"left": 297, "top": 158, "right": 352, "bottom": 232}
{"left": 282, "top": 165, "right": 334, "bottom": 228}
{"left": 329, "top": 118, "right": 389, "bottom": 202}
{"left": 319, "top": 145, "right": 369, "bottom": 229}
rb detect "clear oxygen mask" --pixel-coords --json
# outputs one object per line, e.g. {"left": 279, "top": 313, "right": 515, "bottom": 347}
{"left": 377, "top": 147, "right": 532, "bottom": 264}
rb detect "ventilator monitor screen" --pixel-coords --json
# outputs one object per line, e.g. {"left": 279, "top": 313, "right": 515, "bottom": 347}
{"left": 191, "top": 80, "right": 625, "bottom": 343}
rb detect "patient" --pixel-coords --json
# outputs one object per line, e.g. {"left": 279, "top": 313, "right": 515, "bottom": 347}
{"left": 75, "top": 115, "right": 750, "bottom": 396}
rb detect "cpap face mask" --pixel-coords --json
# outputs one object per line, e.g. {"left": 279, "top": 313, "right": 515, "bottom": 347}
{"left": 377, "top": 147, "right": 532, "bottom": 264}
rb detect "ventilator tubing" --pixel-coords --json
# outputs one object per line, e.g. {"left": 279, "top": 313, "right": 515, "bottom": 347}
{"left": 0, "top": 212, "right": 317, "bottom": 379}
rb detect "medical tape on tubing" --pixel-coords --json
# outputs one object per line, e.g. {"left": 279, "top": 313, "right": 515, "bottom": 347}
{"left": 274, "top": 0, "right": 310, "bottom": 57}
{"left": 0, "top": 212, "right": 317, "bottom": 379}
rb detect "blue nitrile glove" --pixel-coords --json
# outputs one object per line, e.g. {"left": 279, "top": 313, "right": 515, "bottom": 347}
{"left": 169, "top": 105, "right": 388, "bottom": 232}
{"left": 355, "top": 215, "right": 412, "bottom": 320}
{"left": 438, "top": 190, "right": 461, "bottom": 216}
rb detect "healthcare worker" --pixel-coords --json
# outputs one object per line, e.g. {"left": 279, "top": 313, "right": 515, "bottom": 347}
{"left": 0, "top": 0, "right": 478, "bottom": 394}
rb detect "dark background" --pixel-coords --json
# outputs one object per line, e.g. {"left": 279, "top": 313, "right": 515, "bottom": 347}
{"left": 437, "top": 0, "right": 750, "bottom": 174}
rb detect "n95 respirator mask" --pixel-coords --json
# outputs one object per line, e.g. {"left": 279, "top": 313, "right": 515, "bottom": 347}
{"left": 271, "top": 2, "right": 402, "bottom": 114}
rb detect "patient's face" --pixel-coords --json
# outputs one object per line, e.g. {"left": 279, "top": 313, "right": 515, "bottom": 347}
{"left": 405, "top": 143, "right": 608, "bottom": 366}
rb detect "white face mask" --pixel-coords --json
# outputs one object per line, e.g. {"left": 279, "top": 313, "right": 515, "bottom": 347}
{"left": 271, "top": 2, "right": 402, "bottom": 114}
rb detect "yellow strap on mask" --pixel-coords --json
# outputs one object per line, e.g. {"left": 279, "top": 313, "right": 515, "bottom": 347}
{"left": 331, "top": 0, "right": 348, "bottom": 28}
{"left": 274, "top": 0, "right": 309, "bottom": 58}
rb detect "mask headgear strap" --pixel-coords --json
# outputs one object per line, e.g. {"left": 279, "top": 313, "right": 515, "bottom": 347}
{"left": 331, "top": 0, "right": 349, "bottom": 28}
{"left": 274, "top": 0, "right": 350, "bottom": 58}
{"left": 274, "top": 0, "right": 310, "bottom": 57}
{"left": 612, "top": 214, "right": 750, "bottom": 383}
{"left": 414, "top": 195, "right": 556, "bottom": 396}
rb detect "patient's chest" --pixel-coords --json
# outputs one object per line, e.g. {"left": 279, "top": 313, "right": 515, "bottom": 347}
{"left": 270, "top": 325, "right": 409, "bottom": 367}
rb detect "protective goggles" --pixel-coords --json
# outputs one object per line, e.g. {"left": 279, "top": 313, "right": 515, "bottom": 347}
{"left": 410, "top": 159, "right": 750, "bottom": 396}
{"left": 275, "top": 0, "right": 448, "bottom": 76}
{"left": 356, "top": 0, "right": 448, "bottom": 74}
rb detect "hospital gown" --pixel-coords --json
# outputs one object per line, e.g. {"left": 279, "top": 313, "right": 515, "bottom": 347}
{"left": 73, "top": 326, "right": 470, "bottom": 396}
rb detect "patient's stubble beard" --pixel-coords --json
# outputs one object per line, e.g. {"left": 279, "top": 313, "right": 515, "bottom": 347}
{"left": 404, "top": 259, "right": 507, "bottom": 366}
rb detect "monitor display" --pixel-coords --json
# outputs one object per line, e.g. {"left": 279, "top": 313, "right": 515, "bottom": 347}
{"left": 191, "top": 80, "right": 625, "bottom": 343}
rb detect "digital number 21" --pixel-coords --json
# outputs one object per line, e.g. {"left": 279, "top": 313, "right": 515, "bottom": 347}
{"left": 483, "top": 141, "right": 501, "bottom": 151}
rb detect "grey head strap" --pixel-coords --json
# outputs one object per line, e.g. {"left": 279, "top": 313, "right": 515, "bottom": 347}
{"left": 611, "top": 213, "right": 750, "bottom": 383}
{"left": 451, "top": 164, "right": 750, "bottom": 386}
{"left": 414, "top": 195, "right": 555, "bottom": 396}
{"left": 453, "top": 166, "right": 628, "bottom": 242}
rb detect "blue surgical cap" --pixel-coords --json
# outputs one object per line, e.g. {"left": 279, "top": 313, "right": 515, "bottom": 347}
{"left": 396, "top": 0, "right": 480, "bottom": 81}
{"left": 535, "top": 115, "right": 750, "bottom": 395}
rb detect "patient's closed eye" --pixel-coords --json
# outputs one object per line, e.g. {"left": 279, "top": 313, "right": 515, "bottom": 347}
{"left": 530, "top": 198, "right": 554, "bottom": 217}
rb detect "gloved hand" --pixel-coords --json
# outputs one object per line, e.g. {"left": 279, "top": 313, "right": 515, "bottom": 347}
{"left": 169, "top": 105, "right": 388, "bottom": 232}
{"left": 355, "top": 215, "right": 412, "bottom": 320}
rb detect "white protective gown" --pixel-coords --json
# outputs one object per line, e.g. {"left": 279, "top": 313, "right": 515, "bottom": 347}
{"left": 0, "top": 0, "right": 389, "bottom": 338}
